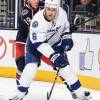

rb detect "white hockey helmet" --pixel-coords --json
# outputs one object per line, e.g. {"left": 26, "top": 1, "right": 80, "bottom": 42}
{"left": 45, "top": 0, "right": 60, "bottom": 8}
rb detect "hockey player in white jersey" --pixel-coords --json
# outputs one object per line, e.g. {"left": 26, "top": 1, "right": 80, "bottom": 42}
{"left": 9, "top": 0, "right": 92, "bottom": 100}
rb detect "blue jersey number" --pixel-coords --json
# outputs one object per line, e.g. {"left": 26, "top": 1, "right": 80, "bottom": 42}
{"left": 32, "top": 33, "right": 37, "bottom": 40}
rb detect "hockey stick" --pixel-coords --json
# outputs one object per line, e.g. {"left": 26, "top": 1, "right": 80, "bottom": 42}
{"left": 69, "top": 15, "right": 100, "bottom": 32}
{"left": 47, "top": 67, "right": 61, "bottom": 100}
{"left": 73, "top": 15, "right": 100, "bottom": 27}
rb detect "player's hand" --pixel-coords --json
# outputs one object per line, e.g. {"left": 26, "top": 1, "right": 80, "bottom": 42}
{"left": 70, "top": 24, "right": 78, "bottom": 33}
{"left": 62, "top": 38, "right": 74, "bottom": 51}
{"left": 50, "top": 52, "right": 69, "bottom": 69}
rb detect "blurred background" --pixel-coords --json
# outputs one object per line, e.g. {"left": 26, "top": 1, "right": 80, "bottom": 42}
{"left": 0, "top": 0, "right": 100, "bottom": 32}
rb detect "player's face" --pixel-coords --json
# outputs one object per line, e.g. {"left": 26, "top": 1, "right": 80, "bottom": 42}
{"left": 45, "top": 7, "right": 58, "bottom": 21}
{"left": 28, "top": 0, "right": 39, "bottom": 9}
{"left": 81, "top": 0, "right": 91, "bottom": 5}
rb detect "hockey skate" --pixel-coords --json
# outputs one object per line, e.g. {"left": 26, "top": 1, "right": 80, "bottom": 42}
{"left": 9, "top": 90, "right": 27, "bottom": 100}
{"left": 70, "top": 91, "right": 77, "bottom": 99}
{"left": 74, "top": 87, "right": 92, "bottom": 100}
{"left": 9, "top": 95, "right": 23, "bottom": 100}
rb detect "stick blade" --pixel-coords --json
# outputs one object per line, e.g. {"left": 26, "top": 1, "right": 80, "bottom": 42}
{"left": 47, "top": 92, "right": 49, "bottom": 100}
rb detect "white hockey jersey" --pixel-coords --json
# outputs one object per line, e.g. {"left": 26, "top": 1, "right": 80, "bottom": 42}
{"left": 29, "top": 7, "right": 70, "bottom": 58}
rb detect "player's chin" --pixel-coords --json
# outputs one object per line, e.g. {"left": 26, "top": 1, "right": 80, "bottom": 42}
{"left": 48, "top": 17, "right": 54, "bottom": 21}
{"left": 32, "top": 5, "right": 39, "bottom": 9}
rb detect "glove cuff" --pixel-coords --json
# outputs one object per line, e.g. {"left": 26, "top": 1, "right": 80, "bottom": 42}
{"left": 50, "top": 52, "right": 60, "bottom": 63}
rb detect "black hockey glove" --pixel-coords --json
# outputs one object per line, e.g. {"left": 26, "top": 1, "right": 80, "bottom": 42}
{"left": 62, "top": 38, "right": 74, "bottom": 51}
{"left": 50, "top": 52, "right": 69, "bottom": 69}
{"left": 70, "top": 24, "right": 78, "bottom": 33}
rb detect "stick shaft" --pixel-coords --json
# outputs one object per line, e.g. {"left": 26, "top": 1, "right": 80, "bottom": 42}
{"left": 47, "top": 67, "right": 60, "bottom": 100}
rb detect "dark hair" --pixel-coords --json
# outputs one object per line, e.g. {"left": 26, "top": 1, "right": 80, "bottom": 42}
{"left": 25, "top": 0, "right": 28, "bottom": 4}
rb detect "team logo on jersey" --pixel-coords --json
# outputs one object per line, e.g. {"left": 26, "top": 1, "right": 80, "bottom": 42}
{"left": 32, "top": 21, "right": 38, "bottom": 28}
{"left": 22, "top": 9, "right": 28, "bottom": 16}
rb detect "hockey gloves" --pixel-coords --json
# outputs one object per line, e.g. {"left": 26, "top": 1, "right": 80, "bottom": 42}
{"left": 50, "top": 52, "right": 69, "bottom": 69}
{"left": 62, "top": 38, "right": 74, "bottom": 51}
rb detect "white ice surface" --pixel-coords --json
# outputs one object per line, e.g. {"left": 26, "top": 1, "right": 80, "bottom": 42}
{"left": 0, "top": 77, "right": 100, "bottom": 100}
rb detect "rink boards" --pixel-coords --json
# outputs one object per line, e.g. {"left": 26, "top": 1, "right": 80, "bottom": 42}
{"left": 0, "top": 30, "right": 100, "bottom": 90}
